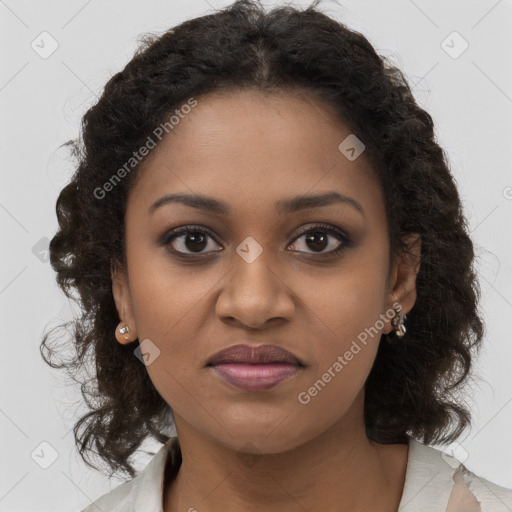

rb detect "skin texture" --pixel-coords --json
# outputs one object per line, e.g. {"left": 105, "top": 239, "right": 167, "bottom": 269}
{"left": 111, "top": 89, "right": 421, "bottom": 511}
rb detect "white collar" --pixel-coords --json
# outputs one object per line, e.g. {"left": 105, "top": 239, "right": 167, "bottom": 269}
{"left": 84, "top": 435, "right": 510, "bottom": 512}
{"left": 398, "top": 437, "right": 461, "bottom": 511}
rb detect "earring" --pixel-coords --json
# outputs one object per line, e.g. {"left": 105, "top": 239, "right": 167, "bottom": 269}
{"left": 118, "top": 323, "right": 131, "bottom": 341}
{"left": 387, "top": 305, "right": 407, "bottom": 344}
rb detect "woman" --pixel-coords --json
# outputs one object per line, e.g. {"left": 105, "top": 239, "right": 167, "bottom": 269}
{"left": 41, "top": 0, "right": 512, "bottom": 510}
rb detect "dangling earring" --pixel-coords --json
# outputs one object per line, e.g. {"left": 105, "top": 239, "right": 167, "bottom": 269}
{"left": 118, "top": 323, "right": 131, "bottom": 341}
{"left": 387, "top": 305, "right": 407, "bottom": 344}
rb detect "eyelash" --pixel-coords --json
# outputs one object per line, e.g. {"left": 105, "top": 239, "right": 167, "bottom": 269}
{"left": 159, "top": 223, "right": 352, "bottom": 260}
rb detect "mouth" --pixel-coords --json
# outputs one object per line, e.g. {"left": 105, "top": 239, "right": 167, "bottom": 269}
{"left": 208, "top": 362, "right": 303, "bottom": 391}
{"left": 206, "top": 343, "right": 305, "bottom": 392}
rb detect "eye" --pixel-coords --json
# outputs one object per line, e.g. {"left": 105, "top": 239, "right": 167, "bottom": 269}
{"left": 288, "top": 223, "right": 350, "bottom": 256}
{"left": 160, "top": 225, "right": 222, "bottom": 256}
{"left": 159, "top": 223, "right": 351, "bottom": 258}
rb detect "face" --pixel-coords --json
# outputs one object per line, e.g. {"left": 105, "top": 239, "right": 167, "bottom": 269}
{"left": 112, "top": 89, "right": 420, "bottom": 454}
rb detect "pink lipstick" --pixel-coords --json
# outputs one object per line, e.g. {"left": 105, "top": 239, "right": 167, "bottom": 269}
{"left": 206, "top": 344, "right": 304, "bottom": 391}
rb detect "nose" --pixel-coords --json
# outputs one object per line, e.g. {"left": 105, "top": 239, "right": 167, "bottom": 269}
{"left": 215, "top": 250, "right": 295, "bottom": 329}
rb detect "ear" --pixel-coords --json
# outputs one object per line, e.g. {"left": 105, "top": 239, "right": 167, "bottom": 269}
{"left": 383, "top": 233, "right": 421, "bottom": 335}
{"left": 111, "top": 258, "right": 138, "bottom": 344}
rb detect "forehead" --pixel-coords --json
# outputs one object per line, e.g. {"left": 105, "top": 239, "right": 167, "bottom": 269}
{"left": 128, "top": 89, "right": 384, "bottom": 220}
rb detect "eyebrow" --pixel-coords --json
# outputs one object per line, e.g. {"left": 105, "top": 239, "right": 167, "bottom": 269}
{"left": 149, "top": 191, "right": 365, "bottom": 217}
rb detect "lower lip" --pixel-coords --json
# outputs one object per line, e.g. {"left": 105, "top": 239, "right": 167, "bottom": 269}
{"left": 210, "top": 363, "right": 302, "bottom": 391}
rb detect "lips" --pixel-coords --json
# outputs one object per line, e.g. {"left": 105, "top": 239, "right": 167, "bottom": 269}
{"left": 206, "top": 344, "right": 305, "bottom": 392}
{"left": 207, "top": 343, "right": 304, "bottom": 366}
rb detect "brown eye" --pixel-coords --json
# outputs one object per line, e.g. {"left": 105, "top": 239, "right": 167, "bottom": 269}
{"left": 288, "top": 223, "right": 350, "bottom": 256}
{"left": 159, "top": 222, "right": 351, "bottom": 260}
{"left": 160, "top": 225, "right": 222, "bottom": 255}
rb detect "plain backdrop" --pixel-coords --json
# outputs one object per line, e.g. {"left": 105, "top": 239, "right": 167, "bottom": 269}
{"left": 0, "top": 0, "right": 511, "bottom": 510}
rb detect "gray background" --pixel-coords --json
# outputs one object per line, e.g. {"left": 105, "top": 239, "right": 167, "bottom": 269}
{"left": 0, "top": 0, "right": 511, "bottom": 510}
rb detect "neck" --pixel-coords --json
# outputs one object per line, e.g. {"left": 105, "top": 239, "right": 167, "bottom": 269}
{"left": 163, "top": 394, "right": 409, "bottom": 512}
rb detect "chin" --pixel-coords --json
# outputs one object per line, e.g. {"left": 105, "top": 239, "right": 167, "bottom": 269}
{"left": 213, "top": 425, "right": 313, "bottom": 456}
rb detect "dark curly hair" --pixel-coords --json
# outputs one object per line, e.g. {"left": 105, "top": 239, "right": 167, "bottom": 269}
{"left": 41, "top": 0, "right": 484, "bottom": 480}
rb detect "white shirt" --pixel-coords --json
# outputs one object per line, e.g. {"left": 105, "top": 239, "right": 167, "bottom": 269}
{"left": 80, "top": 436, "right": 512, "bottom": 511}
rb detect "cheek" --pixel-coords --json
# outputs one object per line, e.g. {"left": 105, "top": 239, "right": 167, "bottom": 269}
{"left": 295, "top": 294, "right": 383, "bottom": 420}
{"left": 127, "top": 239, "right": 217, "bottom": 339}
{"left": 293, "top": 251, "right": 388, "bottom": 390}
{"left": 286, "top": 270, "right": 387, "bottom": 439}
{"left": 124, "top": 246, "right": 218, "bottom": 393}
{"left": 292, "top": 249, "right": 389, "bottom": 351}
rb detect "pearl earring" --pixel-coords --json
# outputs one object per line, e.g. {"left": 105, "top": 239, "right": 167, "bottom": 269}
{"left": 118, "top": 323, "right": 131, "bottom": 341}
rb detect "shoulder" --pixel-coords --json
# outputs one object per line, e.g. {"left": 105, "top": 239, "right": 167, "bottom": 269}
{"left": 399, "top": 437, "right": 512, "bottom": 512}
{"left": 79, "top": 478, "right": 136, "bottom": 512}
{"left": 447, "top": 463, "right": 512, "bottom": 512}
{"left": 78, "top": 438, "right": 177, "bottom": 512}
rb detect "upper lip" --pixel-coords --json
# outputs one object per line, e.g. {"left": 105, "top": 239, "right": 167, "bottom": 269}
{"left": 207, "top": 344, "right": 304, "bottom": 366}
